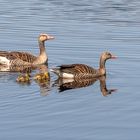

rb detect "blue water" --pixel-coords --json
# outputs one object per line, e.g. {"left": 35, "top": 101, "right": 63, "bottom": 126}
{"left": 0, "top": 0, "right": 140, "bottom": 139}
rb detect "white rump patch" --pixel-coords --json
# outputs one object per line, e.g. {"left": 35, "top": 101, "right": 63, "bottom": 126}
{"left": 62, "top": 73, "right": 74, "bottom": 78}
{"left": 0, "top": 56, "right": 10, "bottom": 66}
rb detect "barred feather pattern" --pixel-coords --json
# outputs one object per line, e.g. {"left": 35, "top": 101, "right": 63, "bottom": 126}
{"left": 7, "top": 51, "right": 36, "bottom": 63}
{"left": 0, "top": 51, "right": 37, "bottom": 66}
{"left": 10, "top": 58, "right": 32, "bottom": 66}
{"left": 57, "top": 77, "right": 98, "bottom": 92}
{"left": 9, "top": 65, "right": 34, "bottom": 72}
{"left": 56, "top": 64, "right": 99, "bottom": 78}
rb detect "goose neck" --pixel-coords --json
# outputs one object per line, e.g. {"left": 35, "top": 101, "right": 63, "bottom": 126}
{"left": 99, "top": 56, "right": 106, "bottom": 75}
{"left": 39, "top": 40, "right": 46, "bottom": 55}
{"left": 100, "top": 56, "right": 106, "bottom": 69}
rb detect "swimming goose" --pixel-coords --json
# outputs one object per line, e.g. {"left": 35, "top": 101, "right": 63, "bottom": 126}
{"left": 51, "top": 52, "right": 116, "bottom": 79}
{"left": 0, "top": 33, "right": 54, "bottom": 67}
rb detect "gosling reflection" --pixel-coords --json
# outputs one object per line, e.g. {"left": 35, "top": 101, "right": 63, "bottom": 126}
{"left": 34, "top": 76, "right": 50, "bottom": 96}
{"left": 33, "top": 65, "right": 51, "bottom": 96}
{"left": 54, "top": 76, "right": 117, "bottom": 96}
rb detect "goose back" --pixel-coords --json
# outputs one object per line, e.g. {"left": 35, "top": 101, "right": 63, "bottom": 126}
{"left": 0, "top": 51, "right": 37, "bottom": 66}
{"left": 8, "top": 51, "right": 36, "bottom": 63}
{"left": 52, "top": 64, "right": 99, "bottom": 78}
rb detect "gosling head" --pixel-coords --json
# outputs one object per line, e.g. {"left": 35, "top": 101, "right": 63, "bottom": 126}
{"left": 38, "top": 33, "right": 55, "bottom": 42}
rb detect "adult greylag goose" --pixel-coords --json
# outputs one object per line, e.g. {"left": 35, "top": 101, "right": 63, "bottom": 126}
{"left": 51, "top": 52, "right": 116, "bottom": 79}
{"left": 0, "top": 33, "right": 54, "bottom": 67}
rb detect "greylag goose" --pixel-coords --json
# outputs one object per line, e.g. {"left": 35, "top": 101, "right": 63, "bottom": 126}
{"left": 51, "top": 52, "right": 116, "bottom": 79}
{"left": 0, "top": 33, "right": 54, "bottom": 67}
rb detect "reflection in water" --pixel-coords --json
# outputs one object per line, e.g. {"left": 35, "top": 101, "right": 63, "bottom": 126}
{"left": 0, "top": 0, "right": 139, "bottom": 139}
{"left": 33, "top": 65, "right": 51, "bottom": 96}
{"left": 0, "top": 63, "right": 49, "bottom": 73}
{"left": 54, "top": 76, "right": 117, "bottom": 96}
{"left": 34, "top": 78, "right": 50, "bottom": 96}
{"left": 0, "top": 64, "right": 117, "bottom": 96}
{"left": 0, "top": 64, "right": 51, "bottom": 96}
{"left": 99, "top": 76, "right": 117, "bottom": 96}
{"left": 0, "top": 64, "right": 34, "bottom": 73}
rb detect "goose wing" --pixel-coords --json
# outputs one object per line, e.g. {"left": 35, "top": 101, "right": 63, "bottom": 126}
{"left": 0, "top": 51, "right": 36, "bottom": 63}
{"left": 9, "top": 51, "right": 37, "bottom": 63}
{"left": 0, "top": 51, "right": 16, "bottom": 60}
{"left": 58, "top": 64, "right": 97, "bottom": 75}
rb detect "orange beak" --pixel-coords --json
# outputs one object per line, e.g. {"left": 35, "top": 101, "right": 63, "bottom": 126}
{"left": 111, "top": 55, "right": 117, "bottom": 59}
{"left": 47, "top": 35, "right": 55, "bottom": 40}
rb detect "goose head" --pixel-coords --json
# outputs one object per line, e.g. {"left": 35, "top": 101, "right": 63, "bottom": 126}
{"left": 99, "top": 52, "right": 116, "bottom": 75}
{"left": 100, "top": 52, "right": 116, "bottom": 61}
{"left": 38, "top": 33, "right": 54, "bottom": 42}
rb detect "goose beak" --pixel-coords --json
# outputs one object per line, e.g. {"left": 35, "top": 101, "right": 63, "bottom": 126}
{"left": 111, "top": 55, "right": 117, "bottom": 59}
{"left": 47, "top": 35, "right": 55, "bottom": 40}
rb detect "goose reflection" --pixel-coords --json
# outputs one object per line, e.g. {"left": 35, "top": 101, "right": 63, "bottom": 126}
{"left": 99, "top": 76, "right": 117, "bottom": 96}
{"left": 0, "top": 64, "right": 51, "bottom": 95}
{"left": 53, "top": 76, "right": 117, "bottom": 96}
{"left": 0, "top": 64, "right": 35, "bottom": 73}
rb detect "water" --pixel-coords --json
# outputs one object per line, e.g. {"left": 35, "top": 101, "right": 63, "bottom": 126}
{"left": 0, "top": 0, "right": 140, "bottom": 139}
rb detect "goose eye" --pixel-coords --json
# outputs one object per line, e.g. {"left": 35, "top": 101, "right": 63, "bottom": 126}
{"left": 107, "top": 53, "right": 111, "bottom": 56}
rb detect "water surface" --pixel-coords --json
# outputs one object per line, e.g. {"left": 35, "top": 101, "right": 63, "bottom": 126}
{"left": 0, "top": 0, "right": 140, "bottom": 139}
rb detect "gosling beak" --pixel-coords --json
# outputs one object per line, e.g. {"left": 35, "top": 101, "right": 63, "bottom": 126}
{"left": 47, "top": 35, "right": 55, "bottom": 40}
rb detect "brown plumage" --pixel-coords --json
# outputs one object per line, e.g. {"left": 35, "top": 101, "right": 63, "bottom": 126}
{"left": 51, "top": 52, "right": 116, "bottom": 79}
{"left": 54, "top": 77, "right": 98, "bottom": 92}
{"left": 54, "top": 76, "right": 117, "bottom": 96}
{"left": 0, "top": 64, "right": 36, "bottom": 72}
{"left": 0, "top": 33, "right": 54, "bottom": 67}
